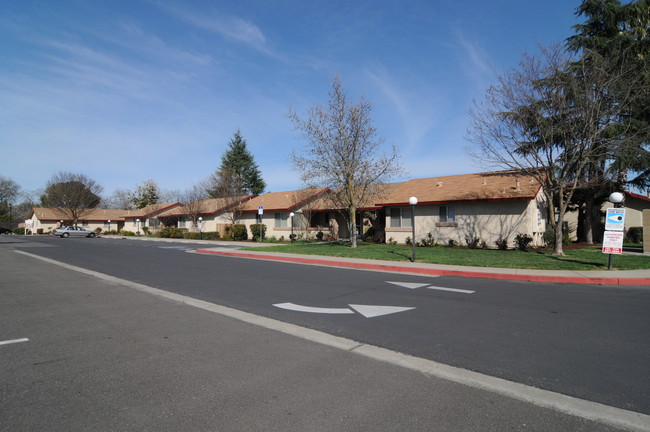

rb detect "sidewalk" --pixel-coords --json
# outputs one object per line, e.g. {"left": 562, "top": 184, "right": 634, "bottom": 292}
{"left": 196, "top": 246, "right": 650, "bottom": 286}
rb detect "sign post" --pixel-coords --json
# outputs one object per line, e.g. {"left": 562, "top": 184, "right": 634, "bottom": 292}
{"left": 603, "top": 208, "right": 625, "bottom": 270}
{"left": 257, "top": 206, "right": 264, "bottom": 242}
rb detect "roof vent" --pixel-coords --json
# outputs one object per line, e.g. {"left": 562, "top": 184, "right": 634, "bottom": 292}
{"left": 515, "top": 178, "right": 521, "bottom": 191}
{"left": 482, "top": 178, "right": 487, "bottom": 185}
{"left": 437, "top": 182, "right": 443, "bottom": 187}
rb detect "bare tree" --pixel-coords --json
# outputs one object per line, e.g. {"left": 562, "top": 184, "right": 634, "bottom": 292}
{"left": 290, "top": 188, "right": 328, "bottom": 239}
{"left": 0, "top": 176, "right": 20, "bottom": 203}
{"left": 41, "top": 172, "right": 103, "bottom": 224}
{"left": 101, "top": 188, "right": 135, "bottom": 210}
{"left": 288, "top": 75, "right": 403, "bottom": 247}
{"left": 206, "top": 170, "right": 251, "bottom": 226}
{"left": 179, "top": 181, "right": 210, "bottom": 231}
{"left": 468, "top": 44, "right": 645, "bottom": 255}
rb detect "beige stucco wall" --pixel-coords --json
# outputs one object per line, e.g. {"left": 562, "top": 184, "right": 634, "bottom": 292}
{"left": 623, "top": 196, "right": 648, "bottom": 228}
{"left": 385, "top": 195, "right": 546, "bottom": 248}
{"left": 27, "top": 215, "right": 110, "bottom": 234}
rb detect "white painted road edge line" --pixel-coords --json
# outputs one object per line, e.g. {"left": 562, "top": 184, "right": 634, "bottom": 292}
{"left": 15, "top": 249, "right": 650, "bottom": 432}
{"left": 0, "top": 338, "right": 29, "bottom": 346}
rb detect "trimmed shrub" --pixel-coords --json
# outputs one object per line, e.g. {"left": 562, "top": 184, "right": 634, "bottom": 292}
{"left": 120, "top": 230, "right": 136, "bottom": 236}
{"left": 232, "top": 224, "right": 248, "bottom": 241}
{"left": 202, "top": 231, "right": 220, "bottom": 240}
{"left": 625, "top": 227, "right": 643, "bottom": 244}
{"left": 495, "top": 238, "right": 508, "bottom": 250}
{"left": 447, "top": 239, "right": 457, "bottom": 247}
{"left": 515, "top": 233, "right": 533, "bottom": 251}
{"left": 418, "top": 232, "right": 435, "bottom": 247}
{"left": 543, "top": 229, "right": 571, "bottom": 247}
{"left": 250, "top": 224, "right": 267, "bottom": 241}
{"left": 465, "top": 236, "right": 481, "bottom": 249}
{"left": 37, "top": 228, "right": 44, "bottom": 234}
{"left": 316, "top": 231, "right": 324, "bottom": 241}
{"left": 183, "top": 232, "right": 201, "bottom": 240}
{"left": 14, "top": 227, "right": 25, "bottom": 235}
{"left": 142, "top": 226, "right": 150, "bottom": 235}
{"left": 157, "top": 227, "right": 187, "bottom": 238}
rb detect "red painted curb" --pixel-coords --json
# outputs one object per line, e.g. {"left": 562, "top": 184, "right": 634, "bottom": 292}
{"left": 195, "top": 249, "right": 650, "bottom": 286}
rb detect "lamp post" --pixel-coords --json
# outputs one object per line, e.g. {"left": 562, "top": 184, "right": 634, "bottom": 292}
{"left": 607, "top": 192, "right": 624, "bottom": 270}
{"left": 408, "top": 196, "right": 418, "bottom": 262}
{"left": 290, "top": 212, "right": 295, "bottom": 243}
{"left": 107, "top": 220, "right": 111, "bottom": 233}
{"left": 198, "top": 217, "right": 203, "bottom": 240}
{"left": 136, "top": 218, "right": 140, "bottom": 236}
{"left": 60, "top": 220, "right": 64, "bottom": 228}
{"left": 8, "top": 203, "right": 12, "bottom": 233}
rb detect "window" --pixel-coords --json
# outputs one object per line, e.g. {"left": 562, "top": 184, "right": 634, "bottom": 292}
{"left": 389, "top": 207, "right": 412, "bottom": 228}
{"left": 178, "top": 217, "right": 186, "bottom": 228}
{"left": 149, "top": 218, "right": 160, "bottom": 228}
{"left": 81, "top": 220, "right": 89, "bottom": 226}
{"left": 439, "top": 206, "right": 455, "bottom": 222}
{"left": 275, "top": 212, "right": 288, "bottom": 228}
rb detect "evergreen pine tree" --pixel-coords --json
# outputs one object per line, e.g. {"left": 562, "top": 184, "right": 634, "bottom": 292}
{"left": 214, "top": 130, "right": 266, "bottom": 196}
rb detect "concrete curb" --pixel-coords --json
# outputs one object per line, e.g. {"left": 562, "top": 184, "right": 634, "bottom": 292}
{"left": 196, "top": 249, "right": 650, "bottom": 286}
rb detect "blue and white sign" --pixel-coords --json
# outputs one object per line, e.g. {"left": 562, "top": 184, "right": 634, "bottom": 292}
{"left": 605, "top": 208, "right": 625, "bottom": 231}
{"left": 258, "top": 206, "right": 264, "bottom": 215}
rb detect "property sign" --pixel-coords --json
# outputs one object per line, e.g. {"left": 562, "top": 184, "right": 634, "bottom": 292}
{"left": 258, "top": 206, "right": 264, "bottom": 215}
{"left": 605, "top": 208, "right": 625, "bottom": 231}
{"left": 602, "top": 231, "right": 624, "bottom": 254}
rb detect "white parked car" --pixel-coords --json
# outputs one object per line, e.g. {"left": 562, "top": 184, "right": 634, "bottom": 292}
{"left": 52, "top": 226, "right": 97, "bottom": 238}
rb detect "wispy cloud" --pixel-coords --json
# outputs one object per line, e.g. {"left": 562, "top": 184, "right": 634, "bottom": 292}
{"left": 153, "top": 1, "right": 279, "bottom": 58}
{"left": 364, "top": 65, "right": 443, "bottom": 152}
{"left": 453, "top": 29, "right": 496, "bottom": 91}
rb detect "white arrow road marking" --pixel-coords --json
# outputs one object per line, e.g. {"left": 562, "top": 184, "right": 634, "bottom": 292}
{"left": 273, "top": 303, "right": 415, "bottom": 318}
{"left": 273, "top": 303, "right": 354, "bottom": 314}
{"left": 386, "top": 281, "right": 431, "bottom": 289}
{"left": 387, "top": 281, "right": 475, "bottom": 294}
{"left": 426, "top": 286, "right": 475, "bottom": 294}
{"left": 349, "top": 305, "right": 416, "bottom": 318}
{"left": 0, "top": 338, "right": 29, "bottom": 346}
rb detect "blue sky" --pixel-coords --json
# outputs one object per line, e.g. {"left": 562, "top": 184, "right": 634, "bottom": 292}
{"left": 1, "top": 0, "right": 582, "bottom": 199}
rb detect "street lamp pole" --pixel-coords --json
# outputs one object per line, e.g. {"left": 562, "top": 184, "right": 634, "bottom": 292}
{"left": 290, "top": 212, "right": 295, "bottom": 243}
{"left": 198, "top": 217, "right": 203, "bottom": 240}
{"left": 136, "top": 219, "right": 140, "bottom": 236}
{"left": 607, "top": 192, "right": 624, "bottom": 270}
{"left": 8, "top": 203, "right": 12, "bottom": 233}
{"left": 409, "top": 196, "right": 418, "bottom": 262}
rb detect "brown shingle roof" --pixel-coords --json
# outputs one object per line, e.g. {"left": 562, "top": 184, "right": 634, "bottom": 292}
{"left": 122, "top": 203, "right": 182, "bottom": 218}
{"left": 377, "top": 170, "right": 542, "bottom": 206}
{"left": 30, "top": 207, "right": 128, "bottom": 221}
{"left": 242, "top": 188, "right": 330, "bottom": 212}
{"left": 157, "top": 197, "right": 252, "bottom": 217}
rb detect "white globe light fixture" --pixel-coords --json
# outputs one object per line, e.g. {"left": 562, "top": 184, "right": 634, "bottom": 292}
{"left": 609, "top": 192, "right": 624, "bottom": 204}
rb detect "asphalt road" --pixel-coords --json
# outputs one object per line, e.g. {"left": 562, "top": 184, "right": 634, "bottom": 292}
{"left": 2, "top": 238, "right": 629, "bottom": 432}
{"left": 4, "top": 236, "right": 650, "bottom": 418}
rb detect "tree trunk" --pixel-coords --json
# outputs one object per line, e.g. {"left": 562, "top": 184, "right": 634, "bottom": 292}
{"left": 349, "top": 205, "right": 357, "bottom": 248}
{"left": 584, "top": 195, "right": 594, "bottom": 244}
{"left": 552, "top": 196, "right": 565, "bottom": 256}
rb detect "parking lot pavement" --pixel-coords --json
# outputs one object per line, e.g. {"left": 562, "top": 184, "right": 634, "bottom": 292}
{"left": 0, "top": 245, "right": 632, "bottom": 432}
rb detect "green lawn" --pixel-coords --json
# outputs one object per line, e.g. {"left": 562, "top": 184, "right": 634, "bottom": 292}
{"left": 243, "top": 242, "right": 650, "bottom": 271}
